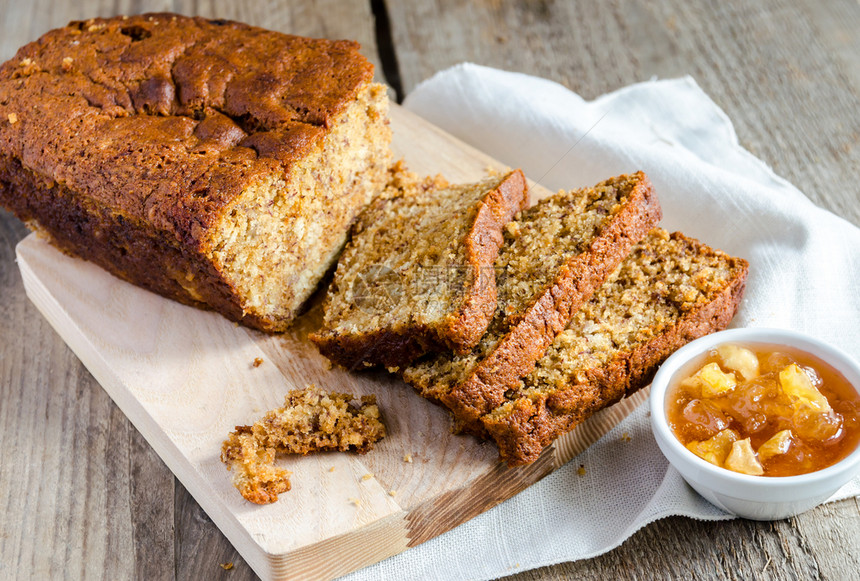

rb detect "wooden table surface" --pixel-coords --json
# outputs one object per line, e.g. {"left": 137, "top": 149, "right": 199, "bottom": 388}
{"left": 2, "top": 1, "right": 859, "bottom": 579}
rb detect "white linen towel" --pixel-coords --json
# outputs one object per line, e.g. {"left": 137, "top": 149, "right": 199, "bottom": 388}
{"left": 345, "top": 64, "right": 860, "bottom": 581}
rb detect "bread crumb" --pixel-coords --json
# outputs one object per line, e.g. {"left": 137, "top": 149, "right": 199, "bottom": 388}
{"left": 361, "top": 473, "right": 373, "bottom": 481}
{"left": 7, "top": 113, "right": 17, "bottom": 124}
{"left": 252, "top": 357, "right": 264, "bottom": 368}
{"left": 388, "top": 490, "right": 397, "bottom": 497}
{"left": 621, "top": 432, "right": 632, "bottom": 442}
{"left": 403, "top": 453, "right": 413, "bottom": 463}
{"left": 577, "top": 464, "right": 587, "bottom": 476}
{"left": 349, "top": 497, "right": 360, "bottom": 506}
{"left": 221, "top": 385, "right": 385, "bottom": 504}
{"left": 328, "top": 466, "right": 336, "bottom": 472}
{"left": 219, "top": 562, "right": 233, "bottom": 570}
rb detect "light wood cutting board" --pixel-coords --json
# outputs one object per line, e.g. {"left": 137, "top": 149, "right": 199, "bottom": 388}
{"left": 15, "top": 104, "right": 648, "bottom": 581}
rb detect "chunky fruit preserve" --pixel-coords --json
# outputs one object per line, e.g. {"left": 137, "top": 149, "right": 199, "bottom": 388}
{"left": 666, "top": 343, "right": 860, "bottom": 476}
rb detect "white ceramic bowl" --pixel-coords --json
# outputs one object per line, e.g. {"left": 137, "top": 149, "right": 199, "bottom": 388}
{"left": 650, "top": 327, "right": 860, "bottom": 520}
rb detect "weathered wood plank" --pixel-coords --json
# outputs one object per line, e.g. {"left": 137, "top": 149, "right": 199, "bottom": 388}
{"left": 0, "top": 0, "right": 382, "bottom": 74}
{"left": 386, "top": 0, "right": 860, "bottom": 228}
{"left": 0, "top": 211, "right": 176, "bottom": 580}
{"left": 174, "top": 483, "right": 254, "bottom": 581}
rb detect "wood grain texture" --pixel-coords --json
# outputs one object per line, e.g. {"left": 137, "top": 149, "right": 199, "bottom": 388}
{"left": 2, "top": 1, "right": 860, "bottom": 580}
{"left": 386, "top": 0, "right": 860, "bottom": 231}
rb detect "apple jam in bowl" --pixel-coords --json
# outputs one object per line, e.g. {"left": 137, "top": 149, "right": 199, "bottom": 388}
{"left": 650, "top": 328, "right": 860, "bottom": 520}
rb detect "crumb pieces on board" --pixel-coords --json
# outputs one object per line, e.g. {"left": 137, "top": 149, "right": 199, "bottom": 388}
{"left": 220, "top": 384, "right": 385, "bottom": 504}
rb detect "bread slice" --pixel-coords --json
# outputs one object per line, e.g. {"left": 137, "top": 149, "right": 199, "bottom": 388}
{"left": 310, "top": 167, "right": 528, "bottom": 369}
{"left": 221, "top": 385, "right": 386, "bottom": 504}
{"left": 482, "top": 229, "right": 749, "bottom": 466}
{"left": 402, "top": 172, "right": 662, "bottom": 429}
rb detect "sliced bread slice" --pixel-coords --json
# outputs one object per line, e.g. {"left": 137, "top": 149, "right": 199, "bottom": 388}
{"left": 482, "top": 229, "right": 749, "bottom": 466}
{"left": 402, "top": 172, "right": 662, "bottom": 429}
{"left": 310, "top": 166, "right": 528, "bottom": 369}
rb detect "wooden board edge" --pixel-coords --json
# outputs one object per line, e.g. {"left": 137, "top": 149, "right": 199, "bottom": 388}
{"left": 404, "top": 451, "right": 555, "bottom": 546}
{"left": 265, "top": 511, "right": 411, "bottom": 580}
{"left": 15, "top": 235, "right": 279, "bottom": 579}
{"left": 16, "top": 235, "right": 516, "bottom": 580}
{"left": 401, "top": 386, "right": 648, "bottom": 548}
{"left": 551, "top": 387, "right": 651, "bottom": 469}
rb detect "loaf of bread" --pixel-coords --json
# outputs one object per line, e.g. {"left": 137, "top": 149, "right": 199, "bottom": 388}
{"left": 310, "top": 166, "right": 528, "bottom": 369}
{"left": 402, "top": 172, "right": 661, "bottom": 429}
{"left": 0, "top": 14, "right": 392, "bottom": 331}
{"left": 221, "top": 385, "right": 385, "bottom": 504}
{"left": 482, "top": 229, "right": 749, "bottom": 465}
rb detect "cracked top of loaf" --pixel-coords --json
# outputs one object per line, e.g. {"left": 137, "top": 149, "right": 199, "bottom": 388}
{"left": 0, "top": 13, "right": 374, "bottom": 247}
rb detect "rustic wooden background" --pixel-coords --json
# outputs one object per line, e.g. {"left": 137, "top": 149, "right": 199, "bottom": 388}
{"left": 2, "top": 0, "right": 859, "bottom": 579}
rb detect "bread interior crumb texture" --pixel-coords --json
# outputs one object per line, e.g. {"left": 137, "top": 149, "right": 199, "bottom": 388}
{"left": 404, "top": 175, "right": 643, "bottom": 400}
{"left": 322, "top": 172, "right": 509, "bottom": 336}
{"left": 212, "top": 83, "right": 391, "bottom": 325}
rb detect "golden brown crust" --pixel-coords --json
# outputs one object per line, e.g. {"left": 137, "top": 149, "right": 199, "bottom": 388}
{"left": 0, "top": 14, "right": 386, "bottom": 331}
{"left": 0, "top": 14, "right": 371, "bottom": 238}
{"left": 312, "top": 326, "right": 436, "bottom": 372}
{"left": 442, "top": 169, "right": 529, "bottom": 351}
{"left": 482, "top": 231, "right": 750, "bottom": 466}
{"left": 0, "top": 156, "right": 253, "bottom": 323}
{"left": 311, "top": 169, "right": 528, "bottom": 369}
{"left": 441, "top": 172, "right": 661, "bottom": 428}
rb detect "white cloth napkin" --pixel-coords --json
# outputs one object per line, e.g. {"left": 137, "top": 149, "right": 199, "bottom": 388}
{"left": 344, "top": 64, "right": 860, "bottom": 581}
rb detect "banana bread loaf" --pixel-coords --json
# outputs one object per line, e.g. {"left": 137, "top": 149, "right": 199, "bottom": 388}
{"left": 310, "top": 167, "right": 528, "bottom": 369}
{"left": 0, "top": 14, "right": 392, "bottom": 331}
{"left": 402, "top": 172, "right": 661, "bottom": 429}
{"left": 482, "top": 229, "right": 749, "bottom": 465}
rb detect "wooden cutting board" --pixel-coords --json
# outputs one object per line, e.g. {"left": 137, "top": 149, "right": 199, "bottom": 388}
{"left": 16, "top": 104, "right": 648, "bottom": 581}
